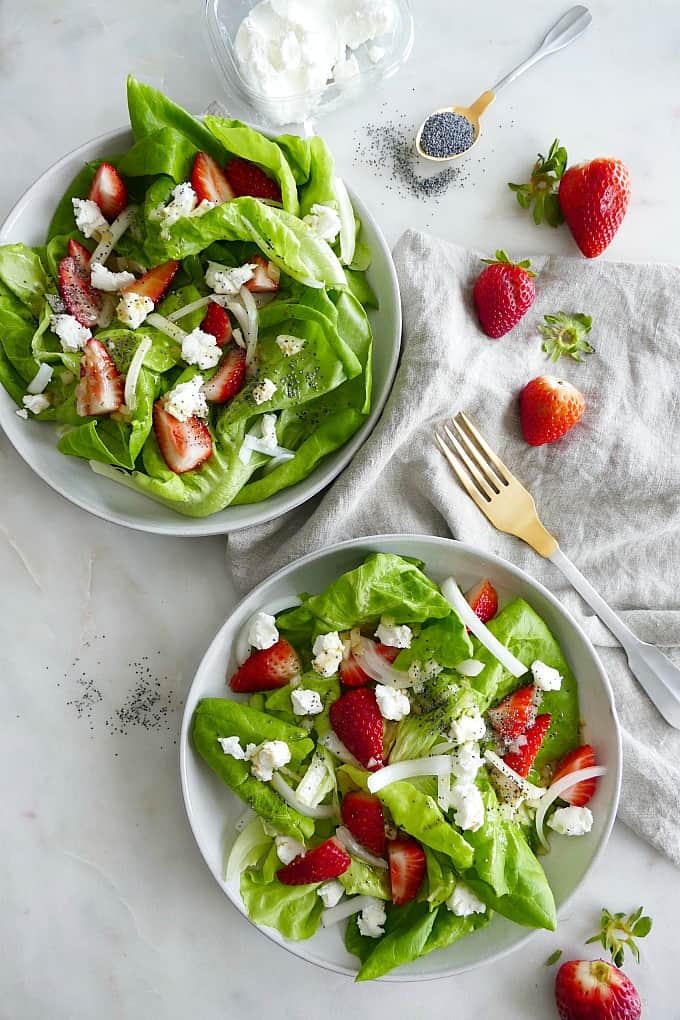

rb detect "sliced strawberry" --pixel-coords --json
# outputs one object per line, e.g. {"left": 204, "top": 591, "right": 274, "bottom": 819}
{"left": 329, "top": 688, "right": 383, "bottom": 771}
{"left": 76, "top": 339, "right": 123, "bottom": 417}
{"left": 225, "top": 158, "right": 282, "bottom": 202}
{"left": 87, "top": 162, "right": 127, "bottom": 221}
{"left": 229, "top": 638, "right": 301, "bottom": 693}
{"left": 340, "top": 643, "right": 399, "bottom": 688}
{"left": 244, "top": 254, "right": 281, "bottom": 293}
{"left": 487, "top": 684, "right": 538, "bottom": 744}
{"left": 551, "top": 744, "right": 598, "bottom": 807}
{"left": 122, "top": 260, "right": 179, "bottom": 304}
{"left": 202, "top": 347, "right": 246, "bottom": 404}
{"left": 191, "top": 151, "right": 235, "bottom": 205}
{"left": 341, "top": 791, "right": 386, "bottom": 856}
{"left": 387, "top": 838, "right": 426, "bottom": 906}
{"left": 201, "top": 301, "right": 232, "bottom": 346}
{"left": 503, "top": 713, "right": 551, "bottom": 777}
{"left": 277, "top": 837, "right": 350, "bottom": 886}
{"left": 153, "top": 401, "right": 213, "bottom": 474}
{"left": 67, "top": 238, "right": 92, "bottom": 275}
{"left": 465, "top": 578, "right": 499, "bottom": 623}
{"left": 375, "top": 643, "right": 400, "bottom": 664}
{"left": 58, "top": 256, "right": 103, "bottom": 328}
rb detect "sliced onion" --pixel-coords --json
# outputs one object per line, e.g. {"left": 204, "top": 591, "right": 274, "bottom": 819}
{"left": 354, "top": 638, "right": 412, "bottom": 689}
{"left": 270, "top": 772, "right": 338, "bottom": 820}
{"left": 168, "top": 295, "right": 213, "bottom": 321}
{"left": 242, "top": 433, "right": 295, "bottom": 460}
{"left": 90, "top": 205, "right": 137, "bottom": 265}
{"left": 238, "top": 285, "right": 259, "bottom": 373}
{"left": 430, "top": 740, "right": 457, "bottom": 755}
{"left": 367, "top": 755, "right": 453, "bottom": 794}
{"left": 146, "top": 312, "right": 187, "bottom": 344}
{"left": 319, "top": 731, "right": 361, "bottom": 767}
{"left": 124, "top": 336, "right": 151, "bottom": 411}
{"left": 335, "top": 826, "right": 388, "bottom": 870}
{"left": 333, "top": 176, "right": 356, "bottom": 266}
{"left": 535, "top": 766, "right": 607, "bottom": 849}
{"left": 27, "top": 363, "right": 53, "bottom": 395}
{"left": 437, "top": 771, "right": 451, "bottom": 811}
{"left": 232, "top": 327, "right": 246, "bottom": 349}
{"left": 322, "top": 895, "right": 376, "bottom": 928}
{"left": 484, "top": 750, "right": 544, "bottom": 800}
{"left": 455, "top": 659, "right": 485, "bottom": 678}
{"left": 442, "top": 578, "right": 526, "bottom": 678}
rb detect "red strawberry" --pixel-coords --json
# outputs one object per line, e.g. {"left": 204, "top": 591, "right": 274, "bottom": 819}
{"left": 202, "top": 347, "right": 246, "bottom": 404}
{"left": 551, "top": 745, "right": 598, "bottom": 807}
{"left": 555, "top": 960, "right": 641, "bottom": 1020}
{"left": 387, "top": 838, "right": 426, "bottom": 906}
{"left": 341, "top": 791, "right": 386, "bottom": 856}
{"left": 201, "top": 301, "right": 232, "bottom": 346}
{"left": 58, "top": 256, "right": 103, "bottom": 328}
{"left": 503, "top": 713, "right": 551, "bottom": 777}
{"left": 277, "top": 838, "right": 350, "bottom": 886}
{"left": 340, "top": 643, "right": 399, "bottom": 687}
{"left": 153, "top": 401, "right": 213, "bottom": 474}
{"left": 465, "top": 579, "right": 499, "bottom": 623}
{"left": 329, "top": 688, "right": 383, "bottom": 771}
{"left": 375, "top": 643, "right": 400, "bottom": 663}
{"left": 229, "top": 638, "right": 301, "bottom": 693}
{"left": 122, "top": 260, "right": 179, "bottom": 304}
{"left": 520, "top": 375, "right": 585, "bottom": 447}
{"left": 559, "top": 158, "right": 631, "bottom": 259}
{"left": 226, "top": 158, "right": 282, "bottom": 203}
{"left": 473, "top": 250, "right": 536, "bottom": 339}
{"left": 67, "top": 238, "right": 92, "bottom": 275}
{"left": 191, "top": 151, "right": 235, "bottom": 205}
{"left": 87, "top": 162, "right": 127, "bottom": 221}
{"left": 76, "top": 338, "right": 123, "bottom": 417}
{"left": 245, "top": 254, "right": 281, "bottom": 294}
{"left": 487, "top": 685, "right": 538, "bottom": 744}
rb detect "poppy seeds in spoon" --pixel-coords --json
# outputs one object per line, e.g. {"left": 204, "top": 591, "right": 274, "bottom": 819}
{"left": 420, "top": 111, "right": 475, "bottom": 158}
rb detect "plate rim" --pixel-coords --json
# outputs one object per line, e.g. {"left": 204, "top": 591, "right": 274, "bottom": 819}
{"left": 179, "top": 533, "right": 623, "bottom": 982}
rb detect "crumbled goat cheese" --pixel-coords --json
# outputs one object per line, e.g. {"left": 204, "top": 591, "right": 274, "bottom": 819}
{"left": 51, "top": 314, "right": 92, "bottom": 352}
{"left": 181, "top": 327, "right": 222, "bottom": 370}
{"left": 275, "top": 835, "right": 306, "bottom": 864}
{"left": 447, "top": 781, "right": 485, "bottom": 832}
{"left": 302, "top": 203, "right": 342, "bottom": 242}
{"left": 312, "top": 631, "right": 345, "bottom": 677}
{"left": 318, "top": 880, "right": 344, "bottom": 908}
{"left": 205, "top": 261, "right": 255, "bottom": 295}
{"left": 448, "top": 709, "right": 486, "bottom": 745}
{"left": 446, "top": 882, "right": 486, "bottom": 916}
{"left": 249, "top": 740, "right": 292, "bottom": 782}
{"left": 163, "top": 375, "right": 209, "bottom": 421}
{"left": 276, "top": 334, "right": 306, "bottom": 356}
{"left": 357, "top": 898, "right": 387, "bottom": 938}
{"left": 374, "top": 617, "right": 412, "bottom": 649}
{"left": 247, "top": 612, "right": 279, "bottom": 650}
{"left": 72, "top": 197, "right": 108, "bottom": 238}
{"left": 291, "top": 688, "right": 323, "bottom": 716}
{"left": 116, "top": 292, "right": 154, "bottom": 330}
{"left": 531, "top": 660, "right": 563, "bottom": 692}
{"left": 548, "top": 805, "right": 593, "bottom": 837}
{"left": 375, "top": 684, "right": 410, "bottom": 721}
{"left": 90, "top": 261, "right": 136, "bottom": 292}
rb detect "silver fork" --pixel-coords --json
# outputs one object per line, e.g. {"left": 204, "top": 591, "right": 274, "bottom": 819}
{"left": 436, "top": 411, "right": 680, "bottom": 729}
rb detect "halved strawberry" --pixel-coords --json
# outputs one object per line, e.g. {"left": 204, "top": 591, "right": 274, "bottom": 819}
{"left": 244, "top": 254, "right": 281, "bottom": 294}
{"left": 225, "top": 158, "right": 282, "bottom": 202}
{"left": 122, "top": 260, "right": 179, "bottom": 304}
{"left": 387, "top": 838, "right": 426, "bottom": 906}
{"left": 191, "top": 152, "right": 235, "bottom": 205}
{"left": 555, "top": 959, "right": 642, "bottom": 1020}
{"left": 201, "top": 301, "right": 232, "bottom": 346}
{"left": 340, "top": 643, "right": 399, "bottom": 688}
{"left": 375, "top": 643, "right": 400, "bottom": 664}
{"left": 329, "top": 688, "right": 383, "bottom": 771}
{"left": 76, "top": 339, "right": 123, "bottom": 417}
{"left": 487, "top": 684, "right": 538, "bottom": 744}
{"left": 277, "top": 837, "right": 350, "bottom": 886}
{"left": 67, "top": 239, "right": 92, "bottom": 275}
{"left": 341, "top": 791, "right": 386, "bottom": 856}
{"left": 58, "top": 256, "right": 103, "bottom": 328}
{"left": 229, "top": 638, "right": 301, "bottom": 693}
{"left": 551, "top": 744, "right": 598, "bottom": 806}
{"left": 202, "top": 347, "right": 246, "bottom": 404}
{"left": 153, "top": 401, "right": 213, "bottom": 474}
{"left": 87, "top": 162, "right": 127, "bottom": 221}
{"left": 503, "top": 713, "right": 551, "bottom": 777}
{"left": 465, "top": 579, "right": 499, "bottom": 623}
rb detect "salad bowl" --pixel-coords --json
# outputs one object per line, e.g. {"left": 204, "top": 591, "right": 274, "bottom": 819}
{"left": 180, "top": 534, "right": 621, "bottom": 980}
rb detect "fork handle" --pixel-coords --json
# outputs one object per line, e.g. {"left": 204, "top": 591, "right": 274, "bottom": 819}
{"left": 549, "top": 548, "right": 680, "bottom": 729}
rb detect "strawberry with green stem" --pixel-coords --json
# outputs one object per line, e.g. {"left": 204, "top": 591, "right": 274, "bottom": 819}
{"left": 539, "top": 313, "right": 594, "bottom": 363}
{"left": 508, "top": 138, "right": 568, "bottom": 227}
{"left": 585, "top": 906, "right": 653, "bottom": 968}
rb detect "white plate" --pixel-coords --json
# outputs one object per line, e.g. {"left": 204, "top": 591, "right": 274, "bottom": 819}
{"left": 0, "top": 128, "right": 401, "bottom": 536}
{"left": 180, "top": 535, "right": 621, "bottom": 981}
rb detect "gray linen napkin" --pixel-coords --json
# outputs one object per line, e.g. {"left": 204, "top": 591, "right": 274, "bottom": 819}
{"left": 227, "top": 231, "right": 680, "bottom": 866}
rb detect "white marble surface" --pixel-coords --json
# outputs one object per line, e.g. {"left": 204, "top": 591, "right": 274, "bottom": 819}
{"left": 2, "top": 1, "right": 679, "bottom": 1017}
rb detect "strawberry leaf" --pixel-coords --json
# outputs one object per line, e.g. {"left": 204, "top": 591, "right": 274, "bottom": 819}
{"left": 586, "top": 907, "right": 653, "bottom": 966}
{"left": 508, "top": 138, "right": 567, "bottom": 227}
{"left": 545, "top": 949, "right": 563, "bottom": 966}
{"left": 538, "top": 312, "right": 594, "bottom": 363}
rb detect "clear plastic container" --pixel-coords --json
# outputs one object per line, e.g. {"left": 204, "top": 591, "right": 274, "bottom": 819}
{"left": 204, "top": 0, "right": 414, "bottom": 127}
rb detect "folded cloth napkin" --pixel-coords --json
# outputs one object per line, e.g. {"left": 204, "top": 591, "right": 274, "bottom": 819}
{"left": 228, "top": 231, "right": 680, "bottom": 866}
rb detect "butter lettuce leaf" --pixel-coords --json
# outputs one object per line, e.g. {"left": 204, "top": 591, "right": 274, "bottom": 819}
{"left": 240, "top": 870, "right": 323, "bottom": 941}
{"left": 376, "top": 780, "right": 474, "bottom": 870}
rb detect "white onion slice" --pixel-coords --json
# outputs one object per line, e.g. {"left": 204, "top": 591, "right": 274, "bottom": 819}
{"left": 238, "top": 285, "right": 259, "bottom": 374}
{"left": 322, "top": 895, "right": 375, "bottom": 928}
{"left": 430, "top": 740, "right": 457, "bottom": 755}
{"left": 146, "top": 312, "right": 187, "bottom": 344}
{"left": 124, "top": 336, "right": 151, "bottom": 411}
{"left": 27, "top": 363, "right": 53, "bottom": 395}
{"left": 90, "top": 205, "right": 137, "bottom": 265}
{"left": 455, "top": 659, "right": 485, "bottom": 678}
{"left": 242, "top": 433, "right": 295, "bottom": 460}
{"left": 270, "top": 772, "right": 338, "bottom": 820}
{"left": 354, "top": 639, "right": 412, "bottom": 689}
{"left": 319, "top": 731, "right": 362, "bottom": 767}
{"left": 437, "top": 771, "right": 451, "bottom": 811}
{"left": 168, "top": 295, "right": 213, "bottom": 321}
{"left": 483, "top": 750, "right": 544, "bottom": 800}
{"left": 441, "top": 578, "right": 526, "bottom": 678}
{"left": 333, "top": 176, "right": 356, "bottom": 266}
{"left": 535, "top": 765, "right": 607, "bottom": 849}
{"left": 335, "top": 826, "right": 388, "bottom": 870}
{"left": 367, "top": 755, "right": 453, "bottom": 794}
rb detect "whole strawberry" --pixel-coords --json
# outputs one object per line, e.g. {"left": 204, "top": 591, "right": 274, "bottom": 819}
{"left": 555, "top": 959, "right": 642, "bottom": 1020}
{"left": 473, "top": 251, "right": 536, "bottom": 339}
{"left": 559, "top": 158, "right": 631, "bottom": 258}
{"left": 520, "top": 375, "right": 585, "bottom": 446}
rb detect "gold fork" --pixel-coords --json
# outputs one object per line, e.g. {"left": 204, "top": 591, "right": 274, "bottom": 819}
{"left": 436, "top": 411, "right": 680, "bottom": 729}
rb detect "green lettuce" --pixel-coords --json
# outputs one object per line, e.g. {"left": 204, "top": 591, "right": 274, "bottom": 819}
{"left": 376, "top": 780, "right": 474, "bottom": 870}
{"left": 0, "top": 244, "right": 49, "bottom": 315}
{"left": 118, "top": 126, "right": 199, "bottom": 183}
{"left": 339, "top": 859, "right": 391, "bottom": 900}
{"left": 394, "top": 614, "right": 473, "bottom": 672}
{"left": 240, "top": 870, "right": 323, "bottom": 941}
{"left": 204, "top": 115, "right": 299, "bottom": 215}
{"left": 127, "top": 75, "right": 225, "bottom": 162}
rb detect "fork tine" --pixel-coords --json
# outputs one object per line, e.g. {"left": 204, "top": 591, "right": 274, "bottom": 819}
{"left": 455, "top": 412, "right": 512, "bottom": 485}
{"left": 435, "top": 433, "right": 490, "bottom": 509}
{"left": 448, "top": 417, "right": 503, "bottom": 492}
{"left": 441, "top": 425, "right": 496, "bottom": 500}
